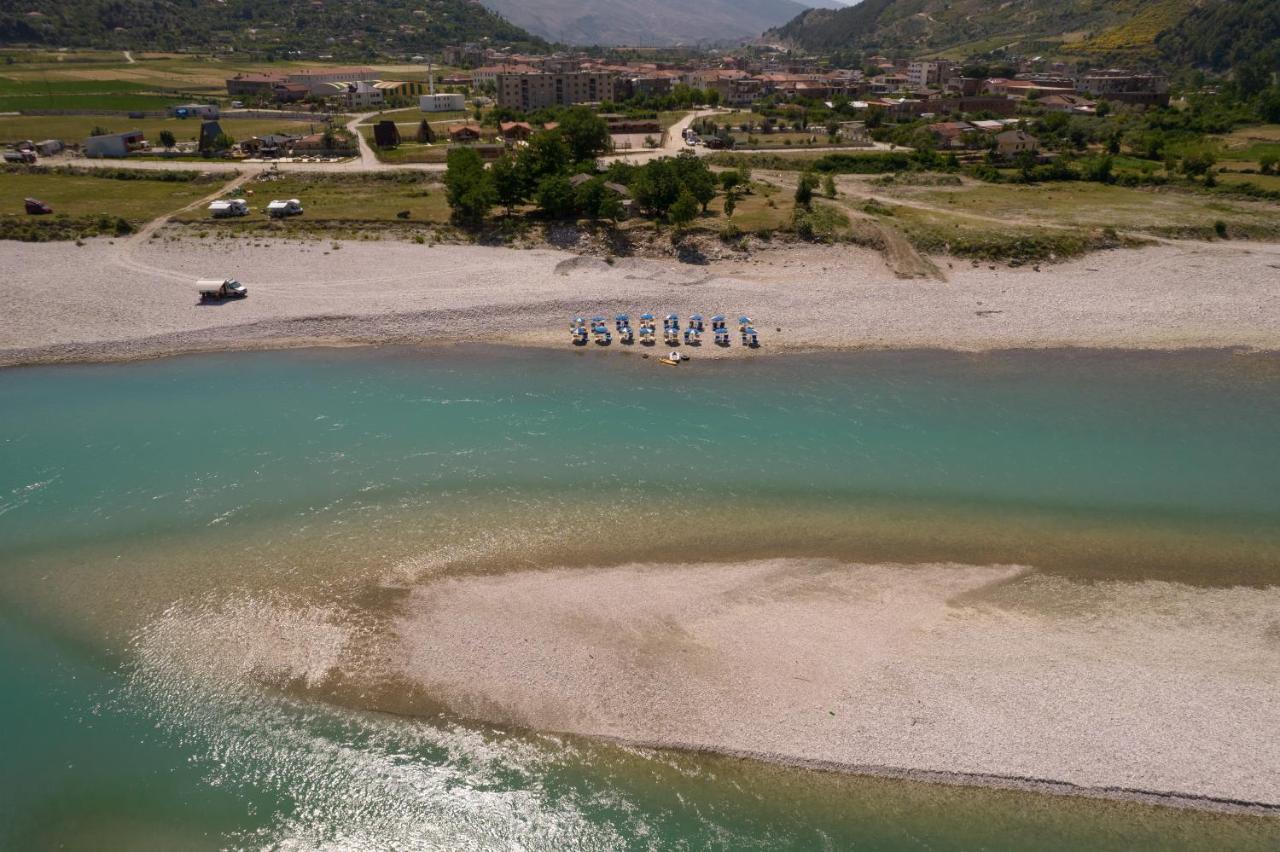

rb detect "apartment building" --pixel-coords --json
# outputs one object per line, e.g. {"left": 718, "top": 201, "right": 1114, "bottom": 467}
{"left": 495, "top": 72, "right": 615, "bottom": 111}
{"left": 907, "top": 60, "right": 954, "bottom": 89}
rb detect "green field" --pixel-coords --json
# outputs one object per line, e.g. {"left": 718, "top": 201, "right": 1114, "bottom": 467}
{"left": 0, "top": 114, "right": 337, "bottom": 147}
{"left": 356, "top": 107, "right": 470, "bottom": 125}
{"left": 172, "top": 172, "right": 450, "bottom": 226}
{"left": 0, "top": 167, "right": 217, "bottom": 239}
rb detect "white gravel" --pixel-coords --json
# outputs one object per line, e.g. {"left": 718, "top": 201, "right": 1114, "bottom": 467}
{"left": 3, "top": 236, "right": 1280, "bottom": 366}
{"left": 395, "top": 558, "right": 1280, "bottom": 810}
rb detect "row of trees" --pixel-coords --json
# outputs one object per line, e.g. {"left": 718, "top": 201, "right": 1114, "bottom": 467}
{"left": 444, "top": 120, "right": 734, "bottom": 230}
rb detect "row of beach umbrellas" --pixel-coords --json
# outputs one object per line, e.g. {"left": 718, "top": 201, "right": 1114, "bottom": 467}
{"left": 571, "top": 313, "right": 759, "bottom": 346}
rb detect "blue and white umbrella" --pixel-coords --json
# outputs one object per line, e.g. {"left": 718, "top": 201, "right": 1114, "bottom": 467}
{"left": 616, "top": 314, "right": 630, "bottom": 322}
{"left": 739, "top": 315, "right": 751, "bottom": 325}
{"left": 640, "top": 313, "right": 654, "bottom": 321}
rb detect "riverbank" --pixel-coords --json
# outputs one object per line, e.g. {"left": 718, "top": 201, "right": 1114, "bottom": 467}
{"left": 3, "top": 236, "right": 1280, "bottom": 367}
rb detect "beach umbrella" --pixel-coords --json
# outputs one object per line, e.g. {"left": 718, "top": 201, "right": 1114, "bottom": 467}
{"left": 711, "top": 314, "right": 725, "bottom": 322}
{"left": 640, "top": 313, "right": 654, "bottom": 321}
{"left": 666, "top": 313, "right": 678, "bottom": 321}
{"left": 592, "top": 316, "right": 605, "bottom": 323}
{"left": 616, "top": 314, "right": 630, "bottom": 322}
{"left": 573, "top": 316, "right": 584, "bottom": 324}
{"left": 738, "top": 315, "right": 751, "bottom": 325}
{"left": 690, "top": 314, "right": 703, "bottom": 321}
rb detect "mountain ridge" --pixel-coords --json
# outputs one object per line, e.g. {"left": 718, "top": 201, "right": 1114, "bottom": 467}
{"left": 477, "top": 0, "right": 827, "bottom": 47}
{"left": 766, "top": 0, "right": 1278, "bottom": 70}
{"left": 0, "top": 0, "right": 544, "bottom": 55}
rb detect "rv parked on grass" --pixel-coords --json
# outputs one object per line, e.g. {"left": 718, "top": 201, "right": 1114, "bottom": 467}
{"left": 208, "top": 199, "right": 249, "bottom": 218}
{"left": 266, "top": 198, "right": 303, "bottom": 218}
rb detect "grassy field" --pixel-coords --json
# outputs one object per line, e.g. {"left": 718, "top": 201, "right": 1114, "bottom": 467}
{"left": 0, "top": 114, "right": 337, "bottom": 146}
{"left": 356, "top": 108, "right": 470, "bottom": 125}
{"left": 0, "top": 167, "right": 217, "bottom": 239}
{"left": 1214, "top": 124, "right": 1280, "bottom": 167}
{"left": 854, "top": 177, "right": 1280, "bottom": 244}
{"left": 172, "top": 172, "right": 450, "bottom": 227}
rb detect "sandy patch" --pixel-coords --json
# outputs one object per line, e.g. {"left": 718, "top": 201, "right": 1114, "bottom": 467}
{"left": 394, "top": 558, "right": 1280, "bottom": 808}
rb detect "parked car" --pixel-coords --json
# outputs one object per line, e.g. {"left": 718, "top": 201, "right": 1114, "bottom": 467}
{"left": 197, "top": 278, "right": 248, "bottom": 302}
{"left": 24, "top": 197, "right": 52, "bottom": 215}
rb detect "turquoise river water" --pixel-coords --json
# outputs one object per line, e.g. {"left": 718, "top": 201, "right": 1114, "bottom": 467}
{"left": 2, "top": 345, "right": 1279, "bottom": 850}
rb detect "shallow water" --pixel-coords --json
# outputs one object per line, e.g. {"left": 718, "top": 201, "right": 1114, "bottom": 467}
{"left": 2, "top": 345, "right": 1279, "bottom": 849}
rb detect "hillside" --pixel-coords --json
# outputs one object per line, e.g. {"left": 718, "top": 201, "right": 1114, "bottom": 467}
{"left": 0, "top": 0, "right": 543, "bottom": 56}
{"left": 477, "top": 0, "right": 828, "bottom": 46}
{"left": 766, "top": 0, "right": 1278, "bottom": 69}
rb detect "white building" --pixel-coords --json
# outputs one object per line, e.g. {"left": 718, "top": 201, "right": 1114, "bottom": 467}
{"left": 325, "top": 81, "right": 384, "bottom": 109}
{"left": 420, "top": 93, "right": 466, "bottom": 112}
{"left": 907, "top": 60, "right": 955, "bottom": 89}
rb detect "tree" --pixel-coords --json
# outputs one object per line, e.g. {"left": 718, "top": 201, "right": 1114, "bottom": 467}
{"left": 575, "top": 178, "right": 601, "bottom": 219}
{"left": 158, "top": 130, "right": 176, "bottom": 149}
{"left": 795, "top": 172, "right": 817, "bottom": 206}
{"left": 536, "top": 174, "right": 577, "bottom": 219}
{"left": 1260, "top": 153, "right": 1278, "bottom": 176}
{"left": 723, "top": 192, "right": 736, "bottom": 218}
{"left": 557, "top": 106, "right": 612, "bottom": 162}
{"left": 598, "top": 192, "right": 624, "bottom": 223}
{"left": 491, "top": 155, "right": 525, "bottom": 215}
{"left": 416, "top": 120, "right": 435, "bottom": 144}
{"left": 669, "top": 188, "right": 699, "bottom": 229}
{"left": 672, "top": 151, "right": 716, "bottom": 212}
{"left": 444, "top": 147, "right": 495, "bottom": 226}
{"left": 519, "top": 131, "right": 571, "bottom": 187}
{"left": 822, "top": 174, "right": 837, "bottom": 198}
{"left": 719, "top": 170, "right": 741, "bottom": 193}
{"left": 211, "top": 132, "right": 235, "bottom": 151}
{"left": 1179, "top": 146, "right": 1217, "bottom": 177}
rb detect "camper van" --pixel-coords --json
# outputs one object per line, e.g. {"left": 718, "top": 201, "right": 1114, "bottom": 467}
{"left": 266, "top": 198, "right": 303, "bottom": 218}
{"left": 208, "top": 198, "right": 249, "bottom": 218}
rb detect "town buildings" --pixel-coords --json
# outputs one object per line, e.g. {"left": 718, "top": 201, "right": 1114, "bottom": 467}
{"left": 495, "top": 71, "right": 616, "bottom": 111}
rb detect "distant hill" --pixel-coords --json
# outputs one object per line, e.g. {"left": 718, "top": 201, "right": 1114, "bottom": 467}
{"left": 477, "top": 0, "right": 828, "bottom": 46}
{"left": 766, "top": 0, "right": 1277, "bottom": 70}
{"left": 0, "top": 0, "right": 544, "bottom": 56}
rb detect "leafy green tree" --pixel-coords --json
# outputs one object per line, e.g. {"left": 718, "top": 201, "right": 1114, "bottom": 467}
{"left": 557, "top": 107, "right": 612, "bottom": 162}
{"left": 719, "top": 170, "right": 741, "bottom": 193}
{"left": 536, "top": 174, "right": 577, "bottom": 219}
{"left": 519, "top": 131, "right": 571, "bottom": 187}
{"left": 491, "top": 155, "right": 525, "bottom": 215}
{"left": 444, "top": 147, "right": 496, "bottom": 226}
{"left": 822, "top": 174, "right": 837, "bottom": 198}
{"left": 211, "top": 132, "right": 235, "bottom": 151}
{"left": 574, "top": 177, "right": 607, "bottom": 219}
{"left": 158, "top": 130, "right": 176, "bottom": 149}
{"left": 560, "top": 106, "right": 614, "bottom": 162}
{"left": 1179, "top": 146, "right": 1217, "bottom": 177}
{"left": 598, "top": 192, "right": 624, "bottom": 223}
{"left": 795, "top": 172, "right": 817, "bottom": 206}
{"left": 672, "top": 151, "right": 716, "bottom": 211}
{"left": 669, "top": 188, "right": 699, "bottom": 229}
{"left": 723, "top": 192, "right": 736, "bottom": 218}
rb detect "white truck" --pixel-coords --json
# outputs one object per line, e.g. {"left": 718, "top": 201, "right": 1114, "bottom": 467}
{"left": 197, "top": 278, "right": 248, "bottom": 302}
{"left": 266, "top": 198, "right": 304, "bottom": 218}
{"left": 207, "top": 198, "right": 249, "bottom": 218}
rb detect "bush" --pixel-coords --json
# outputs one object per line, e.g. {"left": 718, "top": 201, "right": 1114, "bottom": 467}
{"left": 1214, "top": 219, "right": 1228, "bottom": 238}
